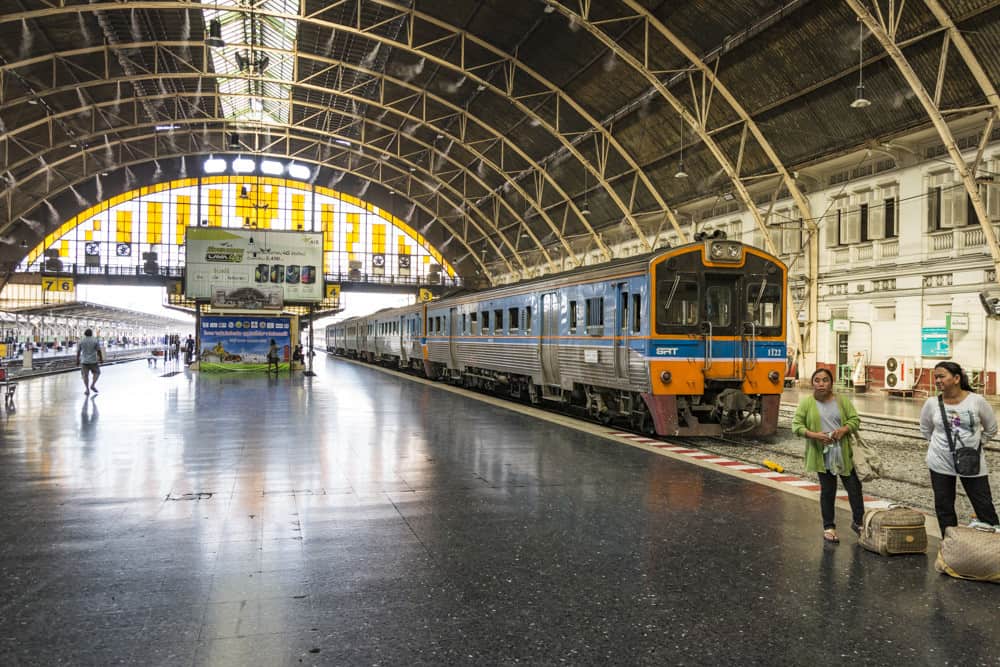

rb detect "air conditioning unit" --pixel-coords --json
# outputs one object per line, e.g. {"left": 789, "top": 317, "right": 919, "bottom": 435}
{"left": 884, "top": 356, "right": 917, "bottom": 390}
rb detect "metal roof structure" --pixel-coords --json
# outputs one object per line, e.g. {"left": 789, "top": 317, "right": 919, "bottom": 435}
{"left": 1, "top": 300, "right": 190, "bottom": 329}
{"left": 0, "top": 0, "right": 998, "bottom": 283}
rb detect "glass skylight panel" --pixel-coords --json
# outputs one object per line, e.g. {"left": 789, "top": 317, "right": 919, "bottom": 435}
{"left": 204, "top": 1, "right": 298, "bottom": 127}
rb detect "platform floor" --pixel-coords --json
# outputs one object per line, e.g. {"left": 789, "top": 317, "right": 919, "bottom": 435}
{"left": 0, "top": 359, "right": 997, "bottom": 666}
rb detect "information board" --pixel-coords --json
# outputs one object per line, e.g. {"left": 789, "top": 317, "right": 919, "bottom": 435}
{"left": 185, "top": 228, "right": 323, "bottom": 303}
{"left": 920, "top": 327, "right": 951, "bottom": 358}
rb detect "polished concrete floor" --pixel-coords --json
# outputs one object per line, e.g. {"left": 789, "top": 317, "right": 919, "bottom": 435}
{"left": 0, "top": 358, "right": 997, "bottom": 666}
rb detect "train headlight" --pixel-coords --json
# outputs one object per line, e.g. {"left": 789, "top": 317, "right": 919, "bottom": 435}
{"left": 707, "top": 240, "right": 742, "bottom": 262}
{"left": 660, "top": 371, "right": 672, "bottom": 384}
{"left": 768, "top": 370, "right": 780, "bottom": 384}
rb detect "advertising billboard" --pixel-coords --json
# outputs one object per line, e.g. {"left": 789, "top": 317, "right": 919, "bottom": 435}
{"left": 199, "top": 316, "right": 292, "bottom": 371}
{"left": 185, "top": 228, "right": 323, "bottom": 303}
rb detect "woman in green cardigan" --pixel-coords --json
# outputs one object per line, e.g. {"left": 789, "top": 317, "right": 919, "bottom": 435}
{"left": 791, "top": 368, "right": 865, "bottom": 543}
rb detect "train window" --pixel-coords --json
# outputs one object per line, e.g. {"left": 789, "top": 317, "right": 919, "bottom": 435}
{"left": 461, "top": 314, "right": 467, "bottom": 334}
{"left": 508, "top": 307, "right": 519, "bottom": 332}
{"left": 481, "top": 311, "right": 490, "bottom": 334}
{"left": 746, "top": 280, "right": 781, "bottom": 329}
{"left": 705, "top": 286, "right": 732, "bottom": 326}
{"left": 632, "top": 294, "right": 641, "bottom": 332}
{"left": 525, "top": 306, "right": 532, "bottom": 333}
{"left": 620, "top": 293, "right": 629, "bottom": 333}
{"left": 470, "top": 312, "right": 479, "bottom": 335}
{"left": 494, "top": 309, "right": 504, "bottom": 334}
{"left": 657, "top": 277, "right": 699, "bottom": 329}
{"left": 569, "top": 301, "right": 578, "bottom": 333}
{"left": 585, "top": 297, "right": 605, "bottom": 335}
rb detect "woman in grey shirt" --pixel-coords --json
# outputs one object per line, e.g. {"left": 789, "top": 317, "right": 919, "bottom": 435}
{"left": 919, "top": 361, "right": 999, "bottom": 534}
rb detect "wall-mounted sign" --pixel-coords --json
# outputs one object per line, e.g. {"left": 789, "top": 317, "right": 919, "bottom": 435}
{"left": 830, "top": 319, "right": 851, "bottom": 332}
{"left": 185, "top": 228, "right": 323, "bottom": 303}
{"left": 946, "top": 312, "right": 969, "bottom": 331}
{"left": 921, "top": 327, "right": 951, "bottom": 358}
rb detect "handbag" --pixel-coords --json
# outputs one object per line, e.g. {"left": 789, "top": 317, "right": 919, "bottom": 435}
{"left": 850, "top": 431, "right": 882, "bottom": 481}
{"left": 935, "top": 525, "right": 1000, "bottom": 583}
{"left": 938, "top": 395, "right": 982, "bottom": 476}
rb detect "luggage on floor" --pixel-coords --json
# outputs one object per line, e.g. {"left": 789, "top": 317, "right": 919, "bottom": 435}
{"left": 859, "top": 505, "right": 927, "bottom": 556}
{"left": 935, "top": 525, "right": 1000, "bottom": 583}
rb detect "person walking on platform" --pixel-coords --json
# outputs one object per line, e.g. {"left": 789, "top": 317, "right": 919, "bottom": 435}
{"left": 792, "top": 368, "right": 865, "bottom": 543}
{"left": 76, "top": 328, "right": 104, "bottom": 395}
{"left": 184, "top": 335, "right": 195, "bottom": 365}
{"left": 919, "top": 361, "right": 999, "bottom": 534}
{"left": 266, "top": 339, "right": 280, "bottom": 375}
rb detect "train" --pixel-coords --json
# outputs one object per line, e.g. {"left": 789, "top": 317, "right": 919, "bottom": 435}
{"left": 326, "top": 234, "right": 787, "bottom": 437}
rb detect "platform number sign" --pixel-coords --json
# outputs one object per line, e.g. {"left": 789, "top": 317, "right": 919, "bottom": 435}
{"left": 325, "top": 284, "right": 341, "bottom": 301}
{"left": 41, "top": 277, "right": 75, "bottom": 293}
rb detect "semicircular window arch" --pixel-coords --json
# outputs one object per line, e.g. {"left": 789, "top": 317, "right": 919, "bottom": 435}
{"left": 20, "top": 175, "right": 457, "bottom": 283}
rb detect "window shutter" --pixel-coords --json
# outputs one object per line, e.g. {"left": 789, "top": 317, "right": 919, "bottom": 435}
{"left": 846, "top": 207, "right": 860, "bottom": 244}
{"left": 869, "top": 200, "right": 885, "bottom": 239}
{"left": 826, "top": 209, "right": 840, "bottom": 247}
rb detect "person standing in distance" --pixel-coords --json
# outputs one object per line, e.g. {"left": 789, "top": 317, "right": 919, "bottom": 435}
{"left": 919, "top": 361, "right": 999, "bottom": 534}
{"left": 267, "top": 339, "right": 280, "bottom": 374}
{"left": 791, "top": 368, "right": 865, "bottom": 543}
{"left": 76, "top": 328, "right": 104, "bottom": 395}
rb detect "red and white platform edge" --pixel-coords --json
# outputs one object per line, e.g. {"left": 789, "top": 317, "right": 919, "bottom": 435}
{"left": 605, "top": 431, "right": 892, "bottom": 509}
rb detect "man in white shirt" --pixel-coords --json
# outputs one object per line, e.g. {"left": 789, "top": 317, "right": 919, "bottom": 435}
{"left": 76, "top": 328, "right": 104, "bottom": 395}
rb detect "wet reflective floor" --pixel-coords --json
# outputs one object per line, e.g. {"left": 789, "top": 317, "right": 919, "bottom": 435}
{"left": 0, "top": 358, "right": 997, "bottom": 666}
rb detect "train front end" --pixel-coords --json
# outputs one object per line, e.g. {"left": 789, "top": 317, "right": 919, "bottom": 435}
{"left": 643, "top": 238, "right": 787, "bottom": 437}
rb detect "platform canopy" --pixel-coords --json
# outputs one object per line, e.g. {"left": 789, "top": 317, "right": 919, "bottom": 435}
{"left": 1, "top": 300, "right": 189, "bottom": 330}
{"left": 0, "top": 1, "right": 998, "bottom": 283}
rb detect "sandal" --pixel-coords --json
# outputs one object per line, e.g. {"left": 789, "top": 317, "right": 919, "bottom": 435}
{"left": 823, "top": 529, "right": 840, "bottom": 543}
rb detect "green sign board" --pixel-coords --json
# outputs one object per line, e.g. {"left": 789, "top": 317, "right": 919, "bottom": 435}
{"left": 921, "top": 327, "right": 951, "bottom": 358}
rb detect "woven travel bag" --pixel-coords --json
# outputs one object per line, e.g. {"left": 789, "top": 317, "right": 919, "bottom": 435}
{"left": 935, "top": 526, "right": 1000, "bottom": 583}
{"left": 859, "top": 506, "right": 927, "bottom": 556}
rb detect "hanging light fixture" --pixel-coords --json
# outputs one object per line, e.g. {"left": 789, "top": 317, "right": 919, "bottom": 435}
{"left": 205, "top": 18, "right": 225, "bottom": 48}
{"left": 674, "top": 114, "right": 689, "bottom": 179}
{"left": 581, "top": 166, "right": 591, "bottom": 216}
{"left": 851, "top": 21, "right": 871, "bottom": 109}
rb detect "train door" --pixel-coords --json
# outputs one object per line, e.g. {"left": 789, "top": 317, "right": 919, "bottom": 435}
{"left": 614, "top": 282, "right": 629, "bottom": 380}
{"left": 399, "top": 315, "right": 407, "bottom": 363}
{"left": 449, "top": 307, "right": 459, "bottom": 369}
{"left": 702, "top": 274, "right": 738, "bottom": 377}
{"left": 539, "top": 293, "right": 560, "bottom": 385}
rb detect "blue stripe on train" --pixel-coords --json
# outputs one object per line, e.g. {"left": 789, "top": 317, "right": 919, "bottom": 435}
{"left": 418, "top": 337, "right": 785, "bottom": 359}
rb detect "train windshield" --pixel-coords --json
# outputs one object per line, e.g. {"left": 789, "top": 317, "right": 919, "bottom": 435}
{"left": 657, "top": 274, "right": 699, "bottom": 329}
{"left": 745, "top": 278, "right": 782, "bottom": 334}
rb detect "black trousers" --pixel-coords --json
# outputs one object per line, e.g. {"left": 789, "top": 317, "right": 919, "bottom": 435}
{"left": 929, "top": 469, "right": 999, "bottom": 534}
{"left": 817, "top": 470, "right": 865, "bottom": 530}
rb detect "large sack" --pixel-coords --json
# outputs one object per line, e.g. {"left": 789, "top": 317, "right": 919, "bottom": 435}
{"left": 859, "top": 506, "right": 927, "bottom": 556}
{"left": 935, "top": 526, "right": 1000, "bottom": 583}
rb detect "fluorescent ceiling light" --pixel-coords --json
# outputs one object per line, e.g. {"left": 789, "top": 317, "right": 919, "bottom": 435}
{"left": 287, "top": 164, "right": 310, "bottom": 180}
{"left": 232, "top": 157, "right": 256, "bottom": 173}
{"left": 260, "top": 160, "right": 284, "bottom": 176}
{"left": 203, "top": 158, "right": 227, "bottom": 173}
{"left": 155, "top": 124, "right": 180, "bottom": 131}
{"left": 334, "top": 139, "right": 351, "bottom": 147}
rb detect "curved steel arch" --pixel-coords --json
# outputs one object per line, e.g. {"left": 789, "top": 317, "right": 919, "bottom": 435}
{"left": 0, "top": 45, "right": 580, "bottom": 270}
{"left": 845, "top": 0, "right": 1000, "bottom": 282}
{"left": 545, "top": 1, "right": 808, "bottom": 349}
{"left": 4, "top": 131, "right": 498, "bottom": 280}
{"left": 0, "top": 1, "right": 669, "bottom": 256}
{"left": 0, "top": 83, "right": 539, "bottom": 275}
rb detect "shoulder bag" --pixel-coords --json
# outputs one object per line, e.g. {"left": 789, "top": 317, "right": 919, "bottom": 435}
{"left": 850, "top": 430, "right": 882, "bottom": 482}
{"left": 938, "top": 395, "right": 981, "bottom": 476}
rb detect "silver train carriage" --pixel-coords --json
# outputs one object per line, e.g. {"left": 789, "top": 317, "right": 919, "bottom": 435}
{"left": 326, "top": 237, "right": 787, "bottom": 437}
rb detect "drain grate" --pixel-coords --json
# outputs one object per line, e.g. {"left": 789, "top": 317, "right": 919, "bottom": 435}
{"left": 160, "top": 371, "right": 182, "bottom": 378}
{"left": 166, "top": 492, "right": 213, "bottom": 501}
